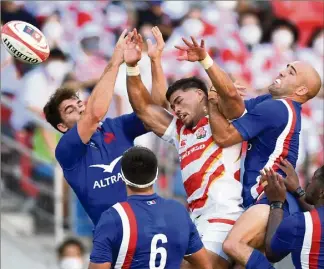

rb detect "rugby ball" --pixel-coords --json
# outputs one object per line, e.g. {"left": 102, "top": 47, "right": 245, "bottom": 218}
{"left": 1, "top": 20, "right": 50, "bottom": 64}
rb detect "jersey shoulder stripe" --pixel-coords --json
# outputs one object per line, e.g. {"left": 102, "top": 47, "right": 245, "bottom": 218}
{"left": 113, "top": 202, "right": 138, "bottom": 269}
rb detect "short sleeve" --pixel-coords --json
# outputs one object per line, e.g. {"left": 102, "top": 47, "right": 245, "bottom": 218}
{"left": 108, "top": 112, "right": 148, "bottom": 140}
{"left": 90, "top": 209, "right": 119, "bottom": 264}
{"left": 185, "top": 214, "right": 203, "bottom": 255}
{"left": 161, "top": 115, "right": 181, "bottom": 149}
{"left": 55, "top": 124, "right": 87, "bottom": 170}
{"left": 232, "top": 100, "right": 288, "bottom": 141}
{"left": 270, "top": 213, "right": 298, "bottom": 255}
{"left": 244, "top": 94, "right": 272, "bottom": 112}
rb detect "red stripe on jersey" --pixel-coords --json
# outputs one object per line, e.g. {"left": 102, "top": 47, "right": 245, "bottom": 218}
{"left": 2, "top": 23, "right": 48, "bottom": 61}
{"left": 176, "top": 119, "right": 184, "bottom": 136}
{"left": 188, "top": 164, "right": 225, "bottom": 211}
{"left": 256, "top": 100, "right": 297, "bottom": 196}
{"left": 273, "top": 99, "right": 297, "bottom": 170}
{"left": 120, "top": 202, "right": 138, "bottom": 269}
{"left": 309, "top": 209, "right": 321, "bottom": 268}
{"left": 184, "top": 147, "right": 222, "bottom": 197}
{"left": 183, "top": 117, "right": 209, "bottom": 135}
{"left": 234, "top": 169, "right": 240, "bottom": 182}
{"left": 180, "top": 137, "right": 214, "bottom": 169}
{"left": 208, "top": 218, "right": 236, "bottom": 225}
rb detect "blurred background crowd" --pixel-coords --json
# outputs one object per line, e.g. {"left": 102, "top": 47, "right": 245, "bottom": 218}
{"left": 1, "top": 1, "right": 323, "bottom": 268}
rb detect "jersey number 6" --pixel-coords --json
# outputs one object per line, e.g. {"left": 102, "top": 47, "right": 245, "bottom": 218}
{"left": 149, "top": 234, "right": 168, "bottom": 269}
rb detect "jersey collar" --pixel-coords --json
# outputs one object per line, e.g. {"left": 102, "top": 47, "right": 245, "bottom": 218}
{"left": 128, "top": 193, "right": 159, "bottom": 201}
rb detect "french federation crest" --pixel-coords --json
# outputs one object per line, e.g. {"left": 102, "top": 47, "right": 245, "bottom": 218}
{"left": 196, "top": 127, "right": 206, "bottom": 139}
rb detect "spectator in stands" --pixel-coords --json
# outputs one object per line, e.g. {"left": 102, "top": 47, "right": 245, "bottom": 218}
{"left": 57, "top": 237, "right": 86, "bottom": 269}
{"left": 297, "top": 27, "right": 324, "bottom": 85}
{"left": 136, "top": 1, "right": 173, "bottom": 41}
{"left": 238, "top": 10, "right": 262, "bottom": 50}
{"left": 11, "top": 48, "right": 72, "bottom": 160}
{"left": 41, "top": 11, "right": 66, "bottom": 52}
{"left": 249, "top": 19, "right": 299, "bottom": 90}
{"left": 1, "top": 1, "right": 39, "bottom": 28}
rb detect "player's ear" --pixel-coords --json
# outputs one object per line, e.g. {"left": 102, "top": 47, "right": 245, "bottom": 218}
{"left": 196, "top": 89, "right": 206, "bottom": 102}
{"left": 319, "top": 187, "right": 324, "bottom": 199}
{"left": 295, "top": 85, "right": 308, "bottom": 96}
{"left": 57, "top": 122, "right": 68, "bottom": 133}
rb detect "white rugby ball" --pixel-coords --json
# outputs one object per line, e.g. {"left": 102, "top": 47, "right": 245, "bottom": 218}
{"left": 1, "top": 20, "right": 50, "bottom": 64}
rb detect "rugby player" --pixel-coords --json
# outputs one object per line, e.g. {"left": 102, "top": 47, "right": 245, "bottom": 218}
{"left": 173, "top": 36, "right": 322, "bottom": 266}
{"left": 123, "top": 27, "right": 244, "bottom": 269}
{"left": 245, "top": 165, "right": 324, "bottom": 269}
{"left": 43, "top": 30, "right": 150, "bottom": 225}
{"left": 89, "top": 146, "right": 212, "bottom": 269}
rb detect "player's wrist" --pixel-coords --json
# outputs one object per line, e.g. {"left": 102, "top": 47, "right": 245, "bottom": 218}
{"left": 292, "top": 186, "right": 305, "bottom": 199}
{"left": 126, "top": 64, "right": 140, "bottom": 76}
{"left": 199, "top": 53, "right": 213, "bottom": 70}
{"left": 270, "top": 201, "right": 284, "bottom": 210}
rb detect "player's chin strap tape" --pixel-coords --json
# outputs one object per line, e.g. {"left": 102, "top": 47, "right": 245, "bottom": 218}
{"left": 121, "top": 168, "right": 159, "bottom": 188}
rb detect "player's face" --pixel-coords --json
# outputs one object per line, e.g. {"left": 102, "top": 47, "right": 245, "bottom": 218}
{"left": 268, "top": 62, "right": 305, "bottom": 98}
{"left": 305, "top": 173, "right": 323, "bottom": 205}
{"left": 57, "top": 97, "right": 85, "bottom": 132}
{"left": 169, "top": 88, "right": 205, "bottom": 128}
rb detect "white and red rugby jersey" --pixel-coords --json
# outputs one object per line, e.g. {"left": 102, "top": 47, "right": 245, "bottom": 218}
{"left": 162, "top": 115, "right": 244, "bottom": 221}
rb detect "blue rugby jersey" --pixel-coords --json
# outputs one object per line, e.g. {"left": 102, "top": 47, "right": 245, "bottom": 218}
{"left": 271, "top": 206, "right": 324, "bottom": 269}
{"left": 55, "top": 113, "right": 147, "bottom": 225}
{"left": 90, "top": 193, "right": 203, "bottom": 269}
{"left": 232, "top": 94, "right": 302, "bottom": 213}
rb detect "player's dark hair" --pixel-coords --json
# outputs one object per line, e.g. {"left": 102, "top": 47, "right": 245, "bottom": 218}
{"left": 121, "top": 146, "right": 158, "bottom": 189}
{"left": 314, "top": 165, "right": 324, "bottom": 185}
{"left": 43, "top": 88, "right": 78, "bottom": 133}
{"left": 57, "top": 237, "right": 85, "bottom": 258}
{"left": 165, "top": 76, "right": 208, "bottom": 101}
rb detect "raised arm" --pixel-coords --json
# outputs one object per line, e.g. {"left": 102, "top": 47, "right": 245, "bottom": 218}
{"left": 207, "top": 95, "right": 244, "bottom": 147}
{"left": 124, "top": 29, "right": 173, "bottom": 137}
{"left": 261, "top": 169, "right": 295, "bottom": 263}
{"left": 278, "top": 158, "right": 314, "bottom": 212}
{"left": 175, "top": 36, "right": 245, "bottom": 119}
{"left": 147, "top": 26, "right": 169, "bottom": 109}
{"left": 77, "top": 30, "right": 128, "bottom": 143}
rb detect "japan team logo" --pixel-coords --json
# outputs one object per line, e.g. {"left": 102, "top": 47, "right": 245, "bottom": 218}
{"left": 196, "top": 127, "right": 206, "bottom": 139}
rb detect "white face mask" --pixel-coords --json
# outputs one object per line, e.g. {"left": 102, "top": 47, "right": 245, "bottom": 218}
{"left": 45, "top": 60, "right": 69, "bottom": 83}
{"left": 42, "top": 21, "right": 63, "bottom": 47}
{"left": 313, "top": 36, "right": 324, "bottom": 56}
{"left": 240, "top": 24, "right": 262, "bottom": 45}
{"left": 60, "top": 257, "right": 84, "bottom": 269}
{"left": 272, "top": 29, "right": 294, "bottom": 49}
{"left": 182, "top": 18, "right": 204, "bottom": 37}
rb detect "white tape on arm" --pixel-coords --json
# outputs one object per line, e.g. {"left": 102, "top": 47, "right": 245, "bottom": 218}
{"left": 126, "top": 65, "right": 140, "bottom": 76}
{"left": 199, "top": 54, "right": 214, "bottom": 70}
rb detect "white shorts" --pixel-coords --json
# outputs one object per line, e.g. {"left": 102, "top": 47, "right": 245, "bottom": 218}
{"left": 193, "top": 213, "right": 243, "bottom": 261}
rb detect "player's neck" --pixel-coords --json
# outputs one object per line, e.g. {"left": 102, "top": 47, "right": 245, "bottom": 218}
{"left": 127, "top": 188, "right": 155, "bottom": 196}
{"left": 272, "top": 94, "right": 303, "bottom": 103}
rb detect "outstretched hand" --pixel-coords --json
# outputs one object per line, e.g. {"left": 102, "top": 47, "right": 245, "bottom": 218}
{"left": 278, "top": 158, "right": 300, "bottom": 193}
{"left": 175, "top": 36, "right": 207, "bottom": 62}
{"left": 147, "top": 26, "right": 165, "bottom": 60}
{"left": 124, "top": 28, "right": 143, "bottom": 67}
{"left": 110, "top": 29, "right": 129, "bottom": 66}
{"left": 260, "top": 168, "right": 286, "bottom": 203}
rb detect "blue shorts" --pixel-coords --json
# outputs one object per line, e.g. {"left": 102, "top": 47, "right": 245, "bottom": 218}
{"left": 256, "top": 192, "right": 302, "bottom": 218}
